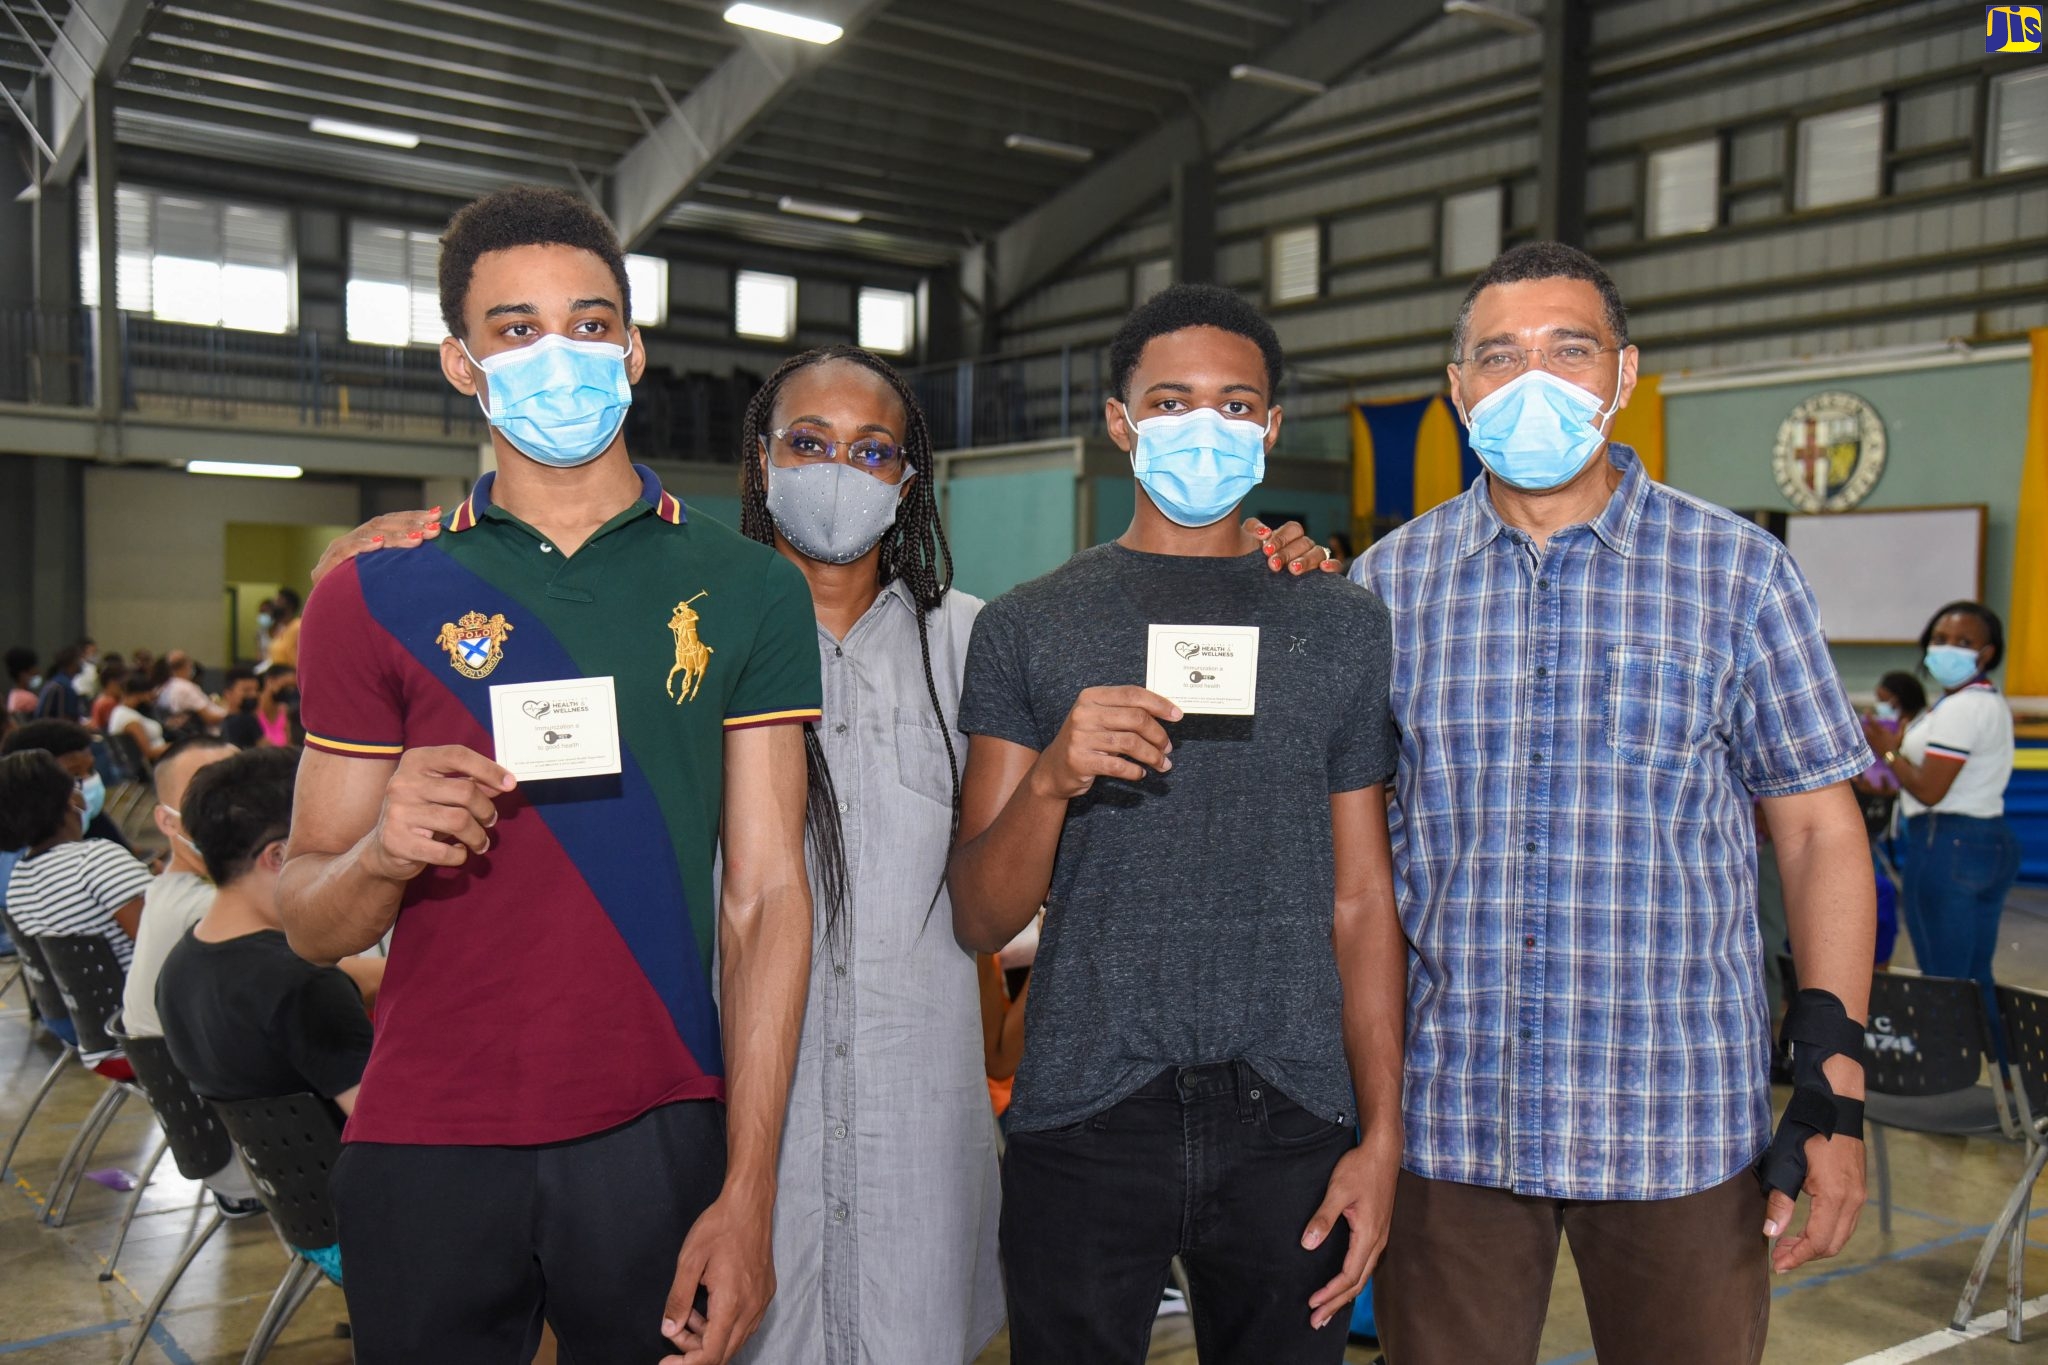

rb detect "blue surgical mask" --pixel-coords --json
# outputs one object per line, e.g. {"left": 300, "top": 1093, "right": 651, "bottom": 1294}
{"left": 462, "top": 332, "right": 634, "bottom": 469}
{"left": 1462, "top": 356, "right": 1624, "bottom": 492}
{"left": 1924, "top": 645, "right": 1983, "bottom": 689}
{"left": 1873, "top": 700, "right": 1898, "bottom": 722}
{"left": 765, "top": 459, "right": 909, "bottom": 565}
{"left": 78, "top": 772, "right": 105, "bottom": 825}
{"left": 1121, "top": 404, "right": 1269, "bottom": 528}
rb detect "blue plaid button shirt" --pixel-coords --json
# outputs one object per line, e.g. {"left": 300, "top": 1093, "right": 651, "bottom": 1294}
{"left": 1353, "top": 446, "right": 1869, "bottom": 1201}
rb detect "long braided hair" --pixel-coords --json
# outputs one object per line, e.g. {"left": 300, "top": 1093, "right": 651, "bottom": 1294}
{"left": 739, "top": 346, "right": 960, "bottom": 925}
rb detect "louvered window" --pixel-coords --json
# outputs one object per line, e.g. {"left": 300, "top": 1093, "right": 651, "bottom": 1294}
{"left": 347, "top": 222, "right": 444, "bottom": 346}
{"left": 81, "top": 185, "right": 293, "bottom": 333}
{"left": 1268, "top": 226, "right": 1320, "bottom": 305}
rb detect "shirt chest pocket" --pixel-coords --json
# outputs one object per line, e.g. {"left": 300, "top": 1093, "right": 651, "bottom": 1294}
{"left": 1604, "top": 646, "right": 1714, "bottom": 770}
{"left": 893, "top": 706, "right": 958, "bottom": 810}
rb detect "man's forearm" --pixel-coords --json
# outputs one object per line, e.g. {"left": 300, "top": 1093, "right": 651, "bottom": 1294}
{"left": 950, "top": 766, "right": 1067, "bottom": 952}
{"left": 1335, "top": 898, "right": 1406, "bottom": 1151}
{"left": 1774, "top": 812, "right": 1873, "bottom": 1101}
{"left": 278, "top": 842, "right": 406, "bottom": 964}
{"left": 717, "top": 878, "right": 811, "bottom": 1202}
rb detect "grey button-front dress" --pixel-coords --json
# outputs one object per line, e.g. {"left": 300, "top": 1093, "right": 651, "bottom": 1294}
{"left": 736, "top": 579, "right": 1005, "bottom": 1365}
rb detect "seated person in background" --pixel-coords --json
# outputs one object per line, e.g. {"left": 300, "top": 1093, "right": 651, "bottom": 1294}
{"left": 216, "top": 667, "right": 262, "bottom": 747}
{"left": 108, "top": 672, "right": 171, "bottom": 764}
{"left": 90, "top": 663, "right": 127, "bottom": 733}
{"left": 1854, "top": 670, "right": 1924, "bottom": 971}
{"left": 121, "top": 734, "right": 266, "bottom": 1212}
{"left": 1854, "top": 670, "right": 1929, "bottom": 798}
{"left": 6, "top": 647, "right": 38, "bottom": 719}
{"left": 34, "top": 646, "right": 86, "bottom": 722}
{"left": 2, "top": 720, "right": 134, "bottom": 852}
{"left": 0, "top": 747, "right": 151, "bottom": 969}
{"left": 124, "top": 737, "right": 237, "bottom": 1040}
{"left": 157, "top": 650, "right": 227, "bottom": 730}
{"left": 157, "top": 746, "right": 379, "bottom": 1122}
{"left": 265, "top": 589, "right": 303, "bottom": 669}
{"left": 222, "top": 665, "right": 295, "bottom": 750}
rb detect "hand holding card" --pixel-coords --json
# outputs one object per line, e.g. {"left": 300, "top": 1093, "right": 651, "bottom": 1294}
{"left": 1145, "top": 625, "right": 1260, "bottom": 716}
{"left": 488, "top": 677, "right": 623, "bottom": 781}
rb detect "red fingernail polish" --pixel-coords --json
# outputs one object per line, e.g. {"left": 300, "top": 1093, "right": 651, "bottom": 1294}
{"left": 409, "top": 531, "right": 423, "bottom": 540}
{"left": 371, "top": 535, "right": 384, "bottom": 543}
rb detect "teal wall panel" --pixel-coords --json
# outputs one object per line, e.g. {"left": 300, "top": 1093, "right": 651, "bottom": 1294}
{"left": 1664, "top": 359, "right": 2030, "bottom": 686}
{"left": 945, "top": 464, "right": 1078, "bottom": 601}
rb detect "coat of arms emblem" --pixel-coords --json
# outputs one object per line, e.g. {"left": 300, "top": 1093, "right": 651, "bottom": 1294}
{"left": 435, "top": 611, "right": 515, "bottom": 680}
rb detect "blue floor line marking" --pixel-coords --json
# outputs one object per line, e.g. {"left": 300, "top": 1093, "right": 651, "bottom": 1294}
{"left": 0, "top": 1317, "right": 197, "bottom": 1363}
{"left": 0, "top": 1321, "right": 125, "bottom": 1355}
{"left": 149, "top": 1318, "right": 197, "bottom": 1365}
{"left": 1773, "top": 1225, "right": 1991, "bottom": 1297}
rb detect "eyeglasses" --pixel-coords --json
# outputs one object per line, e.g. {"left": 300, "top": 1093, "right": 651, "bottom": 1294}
{"left": 1454, "top": 343, "right": 1622, "bottom": 380}
{"left": 764, "top": 426, "right": 911, "bottom": 480}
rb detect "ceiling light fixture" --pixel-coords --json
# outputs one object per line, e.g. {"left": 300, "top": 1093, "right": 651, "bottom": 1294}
{"left": 185, "top": 460, "right": 304, "bottom": 479}
{"left": 1441, "top": 0, "right": 1541, "bottom": 36}
{"left": 1229, "top": 64, "right": 1327, "bottom": 97}
{"left": 724, "top": 3, "right": 844, "bottom": 44}
{"left": 777, "top": 195, "right": 864, "bottom": 223}
{"left": 1004, "top": 132, "right": 1095, "bottom": 163}
{"left": 310, "top": 118, "right": 421, "bottom": 149}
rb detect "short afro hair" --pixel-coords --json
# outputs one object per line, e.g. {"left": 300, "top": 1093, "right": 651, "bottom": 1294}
{"left": 438, "top": 185, "right": 632, "bottom": 339}
{"left": 1451, "top": 241, "right": 1630, "bottom": 360}
{"left": 1109, "top": 283, "right": 1284, "bottom": 405}
{"left": 182, "top": 745, "right": 300, "bottom": 888}
{"left": 1, "top": 718, "right": 94, "bottom": 760}
{"left": 0, "top": 749, "right": 78, "bottom": 850}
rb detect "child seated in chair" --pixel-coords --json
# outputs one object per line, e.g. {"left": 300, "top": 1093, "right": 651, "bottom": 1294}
{"left": 157, "top": 746, "right": 381, "bottom": 1128}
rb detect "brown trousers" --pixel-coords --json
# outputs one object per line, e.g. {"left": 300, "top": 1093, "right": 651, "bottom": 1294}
{"left": 1377, "top": 1170, "right": 1770, "bottom": 1365}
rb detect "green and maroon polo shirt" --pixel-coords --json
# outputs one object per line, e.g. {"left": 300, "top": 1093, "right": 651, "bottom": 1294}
{"left": 298, "top": 464, "right": 821, "bottom": 1146}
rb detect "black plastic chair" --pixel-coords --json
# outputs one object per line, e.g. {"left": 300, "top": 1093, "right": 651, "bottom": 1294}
{"left": 104, "top": 1019, "right": 235, "bottom": 1282}
{"left": 0, "top": 907, "right": 80, "bottom": 1183}
{"left": 214, "top": 1094, "right": 345, "bottom": 1365}
{"left": 111, "top": 1027, "right": 242, "bottom": 1365}
{"left": 99, "top": 732, "right": 155, "bottom": 828}
{"left": 1952, "top": 984, "right": 2048, "bottom": 1342}
{"left": 1862, "top": 972, "right": 2019, "bottom": 1234}
{"left": 37, "top": 934, "right": 141, "bottom": 1227}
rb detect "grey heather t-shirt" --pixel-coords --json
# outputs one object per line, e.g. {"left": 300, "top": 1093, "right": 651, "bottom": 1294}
{"left": 958, "top": 542, "right": 1397, "bottom": 1132}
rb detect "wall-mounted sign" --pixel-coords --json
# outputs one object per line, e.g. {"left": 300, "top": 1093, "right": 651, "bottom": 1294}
{"left": 1772, "top": 390, "right": 1887, "bottom": 512}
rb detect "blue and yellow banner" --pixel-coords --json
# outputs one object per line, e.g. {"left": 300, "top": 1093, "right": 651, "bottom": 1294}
{"left": 1350, "top": 394, "right": 1478, "bottom": 530}
{"left": 2008, "top": 328, "right": 2048, "bottom": 698}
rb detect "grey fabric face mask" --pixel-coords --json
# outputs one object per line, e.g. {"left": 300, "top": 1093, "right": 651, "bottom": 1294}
{"left": 766, "top": 460, "right": 910, "bottom": 565}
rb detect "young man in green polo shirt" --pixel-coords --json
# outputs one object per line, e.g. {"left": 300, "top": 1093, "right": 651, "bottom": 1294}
{"left": 281, "top": 186, "right": 818, "bottom": 1365}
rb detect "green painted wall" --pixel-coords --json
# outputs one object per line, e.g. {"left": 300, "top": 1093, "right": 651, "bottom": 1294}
{"left": 1662, "top": 358, "right": 2031, "bottom": 689}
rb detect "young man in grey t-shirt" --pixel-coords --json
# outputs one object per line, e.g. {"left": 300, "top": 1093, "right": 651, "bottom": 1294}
{"left": 951, "top": 284, "right": 1404, "bottom": 1364}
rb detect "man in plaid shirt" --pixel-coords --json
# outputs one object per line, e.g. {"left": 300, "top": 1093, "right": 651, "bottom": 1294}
{"left": 1351, "top": 243, "right": 1875, "bottom": 1365}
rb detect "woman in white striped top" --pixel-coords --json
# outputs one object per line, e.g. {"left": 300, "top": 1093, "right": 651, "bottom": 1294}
{"left": 0, "top": 747, "right": 152, "bottom": 972}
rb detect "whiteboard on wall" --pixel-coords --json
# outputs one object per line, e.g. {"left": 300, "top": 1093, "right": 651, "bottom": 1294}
{"left": 1782, "top": 506, "right": 1985, "bottom": 644}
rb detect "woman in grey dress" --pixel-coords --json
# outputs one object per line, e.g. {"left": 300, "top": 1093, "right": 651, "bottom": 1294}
{"left": 730, "top": 345, "right": 1005, "bottom": 1365}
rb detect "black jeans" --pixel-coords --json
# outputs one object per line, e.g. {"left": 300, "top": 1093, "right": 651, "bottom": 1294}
{"left": 1000, "top": 1061, "right": 1353, "bottom": 1365}
{"left": 331, "top": 1101, "right": 726, "bottom": 1365}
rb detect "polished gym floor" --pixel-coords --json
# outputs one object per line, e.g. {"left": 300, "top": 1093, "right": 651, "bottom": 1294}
{"left": 4, "top": 892, "right": 2045, "bottom": 1364}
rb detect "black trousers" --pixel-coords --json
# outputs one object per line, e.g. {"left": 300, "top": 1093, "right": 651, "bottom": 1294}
{"left": 1000, "top": 1061, "right": 1354, "bottom": 1365}
{"left": 331, "top": 1100, "right": 726, "bottom": 1365}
